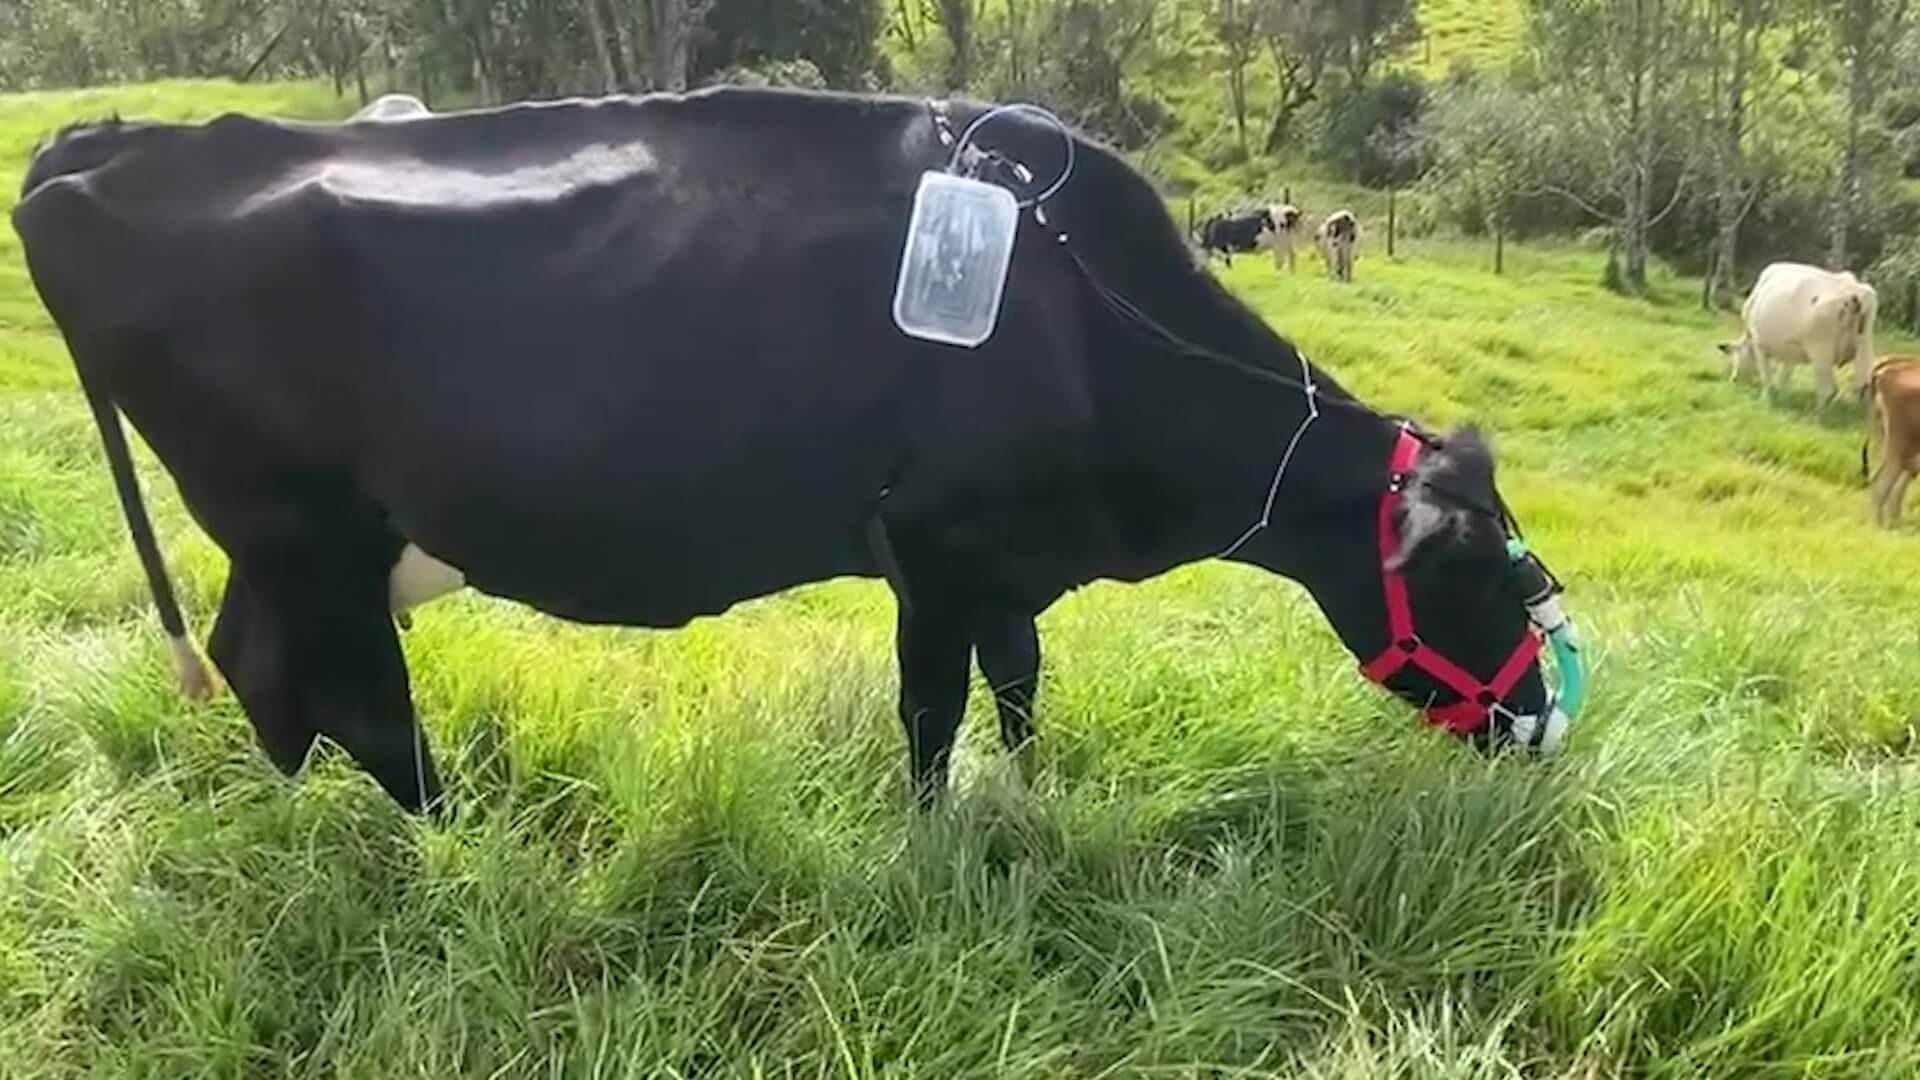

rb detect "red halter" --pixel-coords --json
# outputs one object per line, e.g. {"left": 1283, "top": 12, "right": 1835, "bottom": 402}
{"left": 1358, "top": 428, "right": 1543, "bottom": 734}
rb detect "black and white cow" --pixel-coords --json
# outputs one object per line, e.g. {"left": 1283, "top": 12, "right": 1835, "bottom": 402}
{"left": 15, "top": 88, "right": 1569, "bottom": 812}
{"left": 1195, "top": 207, "right": 1277, "bottom": 267}
{"left": 1265, "top": 203, "right": 1303, "bottom": 272}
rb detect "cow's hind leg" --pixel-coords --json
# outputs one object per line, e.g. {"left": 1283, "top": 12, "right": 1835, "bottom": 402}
{"left": 1809, "top": 344, "right": 1841, "bottom": 408}
{"left": 1887, "top": 466, "right": 1914, "bottom": 526}
{"left": 895, "top": 602, "right": 972, "bottom": 806}
{"left": 974, "top": 612, "right": 1040, "bottom": 764}
{"left": 210, "top": 546, "right": 440, "bottom": 812}
{"left": 1868, "top": 449, "right": 1903, "bottom": 527}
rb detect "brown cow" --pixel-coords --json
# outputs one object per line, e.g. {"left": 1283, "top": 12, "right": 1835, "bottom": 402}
{"left": 1864, "top": 356, "right": 1920, "bottom": 527}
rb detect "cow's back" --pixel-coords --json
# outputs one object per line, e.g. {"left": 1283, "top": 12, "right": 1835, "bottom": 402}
{"left": 13, "top": 89, "right": 1128, "bottom": 627}
{"left": 1743, "top": 262, "right": 1859, "bottom": 348}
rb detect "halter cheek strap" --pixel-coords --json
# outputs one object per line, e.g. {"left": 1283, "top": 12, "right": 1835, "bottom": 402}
{"left": 1358, "top": 428, "right": 1544, "bottom": 734}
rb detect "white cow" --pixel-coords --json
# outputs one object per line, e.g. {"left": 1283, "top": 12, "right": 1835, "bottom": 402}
{"left": 1718, "top": 261, "right": 1879, "bottom": 407}
{"left": 1316, "top": 210, "right": 1358, "bottom": 283}
{"left": 1260, "top": 203, "right": 1304, "bottom": 272}
{"left": 351, "top": 93, "right": 431, "bottom": 122}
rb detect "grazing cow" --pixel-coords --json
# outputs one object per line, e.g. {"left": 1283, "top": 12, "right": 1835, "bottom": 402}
{"left": 1195, "top": 207, "right": 1277, "bottom": 267}
{"left": 1863, "top": 356, "right": 1920, "bottom": 527}
{"left": 1317, "top": 210, "right": 1358, "bottom": 283}
{"left": 1262, "top": 203, "right": 1303, "bottom": 272}
{"left": 16, "top": 89, "right": 1582, "bottom": 812}
{"left": 1717, "top": 261, "right": 1879, "bottom": 407}
{"left": 350, "top": 93, "right": 430, "bottom": 122}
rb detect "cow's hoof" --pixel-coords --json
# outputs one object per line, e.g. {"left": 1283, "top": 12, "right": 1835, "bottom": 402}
{"left": 171, "top": 634, "right": 218, "bottom": 703}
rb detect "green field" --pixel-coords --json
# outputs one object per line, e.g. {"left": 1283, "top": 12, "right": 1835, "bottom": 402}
{"left": 1412, "top": 0, "right": 1530, "bottom": 79}
{"left": 4, "top": 80, "right": 1920, "bottom": 1078}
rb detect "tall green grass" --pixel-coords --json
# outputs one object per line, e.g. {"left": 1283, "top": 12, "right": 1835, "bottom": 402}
{"left": 3, "top": 80, "right": 1919, "bottom": 1078}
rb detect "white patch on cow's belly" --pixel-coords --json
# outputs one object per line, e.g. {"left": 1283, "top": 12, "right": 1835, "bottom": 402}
{"left": 390, "top": 543, "right": 467, "bottom": 613}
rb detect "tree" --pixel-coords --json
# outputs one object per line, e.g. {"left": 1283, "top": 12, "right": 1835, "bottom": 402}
{"left": 938, "top": 0, "right": 976, "bottom": 89}
{"left": 1426, "top": 79, "right": 1542, "bottom": 274}
{"left": 1210, "top": 0, "right": 1262, "bottom": 155}
{"left": 1701, "top": 0, "right": 1820, "bottom": 307}
{"left": 1531, "top": 0, "right": 1711, "bottom": 294}
{"left": 1052, "top": 0, "right": 1161, "bottom": 144}
{"left": 1826, "top": 0, "right": 1914, "bottom": 270}
{"left": 1260, "top": 0, "right": 1338, "bottom": 152}
{"left": 697, "top": 0, "right": 884, "bottom": 87}
{"left": 1332, "top": 0, "right": 1420, "bottom": 89}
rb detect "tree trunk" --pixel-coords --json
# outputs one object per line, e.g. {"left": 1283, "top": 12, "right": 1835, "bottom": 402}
{"left": 1710, "top": 2, "right": 1751, "bottom": 309}
{"left": 940, "top": 0, "right": 973, "bottom": 90}
{"left": 349, "top": 18, "right": 368, "bottom": 105}
{"left": 584, "top": 0, "right": 619, "bottom": 91}
{"left": 1387, "top": 187, "right": 1397, "bottom": 258}
{"left": 649, "top": 0, "right": 690, "bottom": 91}
{"left": 1495, "top": 218, "right": 1505, "bottom": 275}
{"left": 1831, "top": 45, "right": 1867, "bottom": 271}
{"left": 611, "top": 0, "right": 643, "bottom": 88}
{"left": 1620, "top": 0, "right": 1653, "bottom": 293}
{"left": 1229, "top": 62, "right": 1248, "bottom": 155}
{"left": 1007, "top": 0, "right": 1024, "bottom": 88}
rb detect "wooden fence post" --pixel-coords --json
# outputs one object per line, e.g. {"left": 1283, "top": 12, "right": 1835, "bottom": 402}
{"left": 1387, "top": 188, "right": 1396, "bottom": 258}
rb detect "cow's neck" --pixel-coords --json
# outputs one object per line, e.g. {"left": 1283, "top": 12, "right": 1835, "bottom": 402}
{"left": 1094, "top": 333, "right": 1398, "bottom": 589}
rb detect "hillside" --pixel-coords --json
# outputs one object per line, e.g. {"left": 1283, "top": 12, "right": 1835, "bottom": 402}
{"left": 3, "top": 81, "right": 1920, "bottom": 1078}
{"left": 1413, "top": 0, "right": 1530, "bottom": 78}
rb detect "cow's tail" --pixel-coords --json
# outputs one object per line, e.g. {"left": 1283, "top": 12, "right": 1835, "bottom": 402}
{"left": 76, "top": 371, "right": 215, "bottom": 702}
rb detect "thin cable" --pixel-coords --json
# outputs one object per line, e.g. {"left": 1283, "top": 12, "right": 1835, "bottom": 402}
{"left": 949, "top": 103, "right": 1077, "bottom": 208}
{"left": 1063, "top": 246, "right": 1378, "bottom": 416}
{"left": 1218, "top": 349, "right": 1321, "bottom": 559}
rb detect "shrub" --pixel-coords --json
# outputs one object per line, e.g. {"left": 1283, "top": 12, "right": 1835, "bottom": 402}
{"left": 1319, "top": 73, "right": 1431, "bottom": 188}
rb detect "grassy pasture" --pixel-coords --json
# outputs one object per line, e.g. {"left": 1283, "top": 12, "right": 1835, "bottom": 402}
{"left": 2, "top": 80, "right": 1920, "bottom": 1078}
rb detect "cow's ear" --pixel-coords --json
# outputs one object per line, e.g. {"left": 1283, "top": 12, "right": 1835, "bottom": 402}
{"left": 1388, "top": 425, "right": 1495, "bottom": 571}
{"left": 1444, "top": 424, "right": 1496, "bottom": 483}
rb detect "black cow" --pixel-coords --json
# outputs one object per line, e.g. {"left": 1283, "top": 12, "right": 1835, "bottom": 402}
{"left": 15, "top": 88, "right": 1567, "bottom": 812}
{"left": 1195, "top": 207, "right": 1276, "bottom": 267}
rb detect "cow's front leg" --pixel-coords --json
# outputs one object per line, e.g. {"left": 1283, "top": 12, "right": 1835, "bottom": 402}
{"left": 895, "top": 601, "right": 973, "bottom": 807}
{"left": 974, "top": 612, "right": 1040, "bottom": 759}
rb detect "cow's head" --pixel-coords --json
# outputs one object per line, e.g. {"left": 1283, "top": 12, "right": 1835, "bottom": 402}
{"left": 1241, "top": 424, "right": 1581, "bottom": 752}
{"left": 1375, "top": 426, "right": 1578, "bottom": 749}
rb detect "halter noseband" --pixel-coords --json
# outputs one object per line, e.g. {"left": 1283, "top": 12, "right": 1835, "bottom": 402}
{"left": 1358, "top": 427, "right": 1556, "bottom": 741}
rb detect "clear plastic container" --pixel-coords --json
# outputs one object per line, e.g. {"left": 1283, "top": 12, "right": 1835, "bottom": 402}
{"left": 892, "top": 170, "right": 1020, "bottom": 348}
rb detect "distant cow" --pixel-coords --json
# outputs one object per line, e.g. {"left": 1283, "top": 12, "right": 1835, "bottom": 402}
{"left": 1718, "top": 261, "right": 1878, "bottom": 407}
{"left": 1195, "top": 207, "right": 1276, "bottom": 267}
{"left": 1262, "top": 203, "right": 1303, "bottom": 272}
{"left": 1864, "top": 356, "right": 1920, "bottom": 527}
{"left": 351, "top": 93, "right": 430, "bottom": 122}
{"left": 1317, "top": 210, "right": 1358, "bottom": 283}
